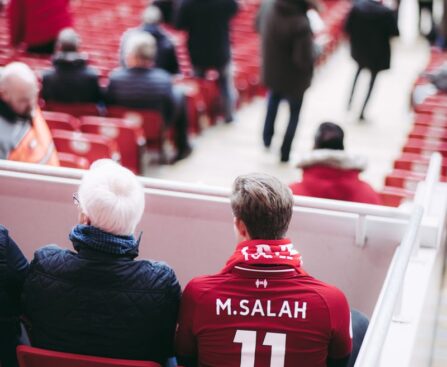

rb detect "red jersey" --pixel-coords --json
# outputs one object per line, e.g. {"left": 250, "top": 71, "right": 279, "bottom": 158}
{"left": 176, "top": 265, "right": 352, "bottom": 367}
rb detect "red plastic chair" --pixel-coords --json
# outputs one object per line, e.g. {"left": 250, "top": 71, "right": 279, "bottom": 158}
{"left": 51, "top": 129, "right": 120, "bottom": 165}
{"left": 384, "top": 170, "right": 426, "bottom": 191}
{"left": 379, "top": 187, "right": 414, "bottom": 207}
{"left": 80, "top": 116, "right": 145, "bottom": 174}
{"left": 106, "top": 107, "right": 166, "bottom": 156}
{"left": 394, "top": 153, "right": 447, "bottom": 176}
{"left": 44, "top": 102, "right": 102, "bottom": 117}
{"left": 42, "top": 111, "right": 80, "bottom": 131}
{"left": 58, "top": 152, "right": 90, "bottom": 169}
{"left": 16, "top": 345, "right": 161, "bottom": 367}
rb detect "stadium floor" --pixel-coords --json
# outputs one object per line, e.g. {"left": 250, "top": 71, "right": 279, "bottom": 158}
{"left": 145, "top": 39, "right": 430, "bottom": 191}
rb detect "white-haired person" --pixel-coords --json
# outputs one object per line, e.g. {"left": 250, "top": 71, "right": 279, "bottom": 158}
{"left": 21, "top": 159, "right": 181, "bottom": 364}
{"left": 106, "top": 32, "right": 192, "bottom": 163}
{"left": 119, "top": 6, "right": 179, "bottom": 74}
{"left": 0, "top": 62, "right": 59, "bottom": 165}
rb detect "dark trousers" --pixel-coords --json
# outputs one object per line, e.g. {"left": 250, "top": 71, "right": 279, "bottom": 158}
{"left": 171, "top": 87, "right": 191, "bottom": 154}
{"left": 0, "top": 321, "right": 21, "bottom": 367}
{"left": 263, "top": 91, "right": 304, "bottom": 161}
{"left": 194, "top": 64, "right": 235, "bottom": 122}
{"left": 348, "top": 67, "right": 379, "bottom": 119}
{"left": 348, "top": 309, "right": 369, "bottom": 367}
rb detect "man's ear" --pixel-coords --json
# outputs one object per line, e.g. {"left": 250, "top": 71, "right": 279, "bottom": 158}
{"left": 80, "top": 212, "right": 91, "bottom": 226}
{"left": 234, "top": 217, "right": 250, "bottom": 240}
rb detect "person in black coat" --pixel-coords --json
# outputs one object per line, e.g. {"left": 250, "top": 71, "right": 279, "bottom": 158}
{"left": 0, "top": 226, "right": 29, "bottom": 367}
{"left": 41, "top": 28, "right": 102, "bottom": 104}
{"left": 345, "top": 0, "right": 399, "bottom": 121}
{"left": 176, "top": 0, "right": 238, "bottom": 122}
{"left": 120, "top": 6, "right": 180, "bottom": 75}
{"left": 22, "top": 159, "right": 181, "bottom": 365}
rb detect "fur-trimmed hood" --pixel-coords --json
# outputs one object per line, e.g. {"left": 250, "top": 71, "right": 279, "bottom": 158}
{"left": 296, "top": 149, "right": 367, "bottom": 171}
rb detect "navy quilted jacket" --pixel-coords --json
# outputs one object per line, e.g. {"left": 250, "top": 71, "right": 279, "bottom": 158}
{"left": 0, "top": 225, "right": 29, "bottom": 367}
{"left": 22, "top": 240, "right": 181, "bottom": 364}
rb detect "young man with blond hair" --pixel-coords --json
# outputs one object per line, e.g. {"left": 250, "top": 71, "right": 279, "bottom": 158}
{"left": 176, "top": 173, "right": 360, "bottom": 367}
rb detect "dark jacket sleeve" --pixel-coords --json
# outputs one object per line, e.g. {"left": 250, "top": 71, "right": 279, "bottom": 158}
{"left": 0, "top": 225, "right": 29, "bottom": 288}
{"left": 227, "top": 0, "right": 239, "bottom": 18}
{"left": 105, "top": 77, "right": 117, "bottom": 105}
{"left": 87, "top": 69, "right": 103, "bottom": 103}
{"left": 387, "top": 9, "right": 399, "bottom": 37}
{"left": 159, "top": 265, "right": 182, "bottom": 358}
{"left": 175, "top": 0, "right": 190, "bottom": 30}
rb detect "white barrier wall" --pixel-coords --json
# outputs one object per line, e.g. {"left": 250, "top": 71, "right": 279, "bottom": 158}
{"left": 0, "top": 169, "right": 409, "bottom": 316}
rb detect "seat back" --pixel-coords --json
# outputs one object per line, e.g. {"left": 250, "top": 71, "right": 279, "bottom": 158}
{"left": 106, "top": 107, "right": 164, "bottom": 148}
{"left": 43, "top": 102, "right": 102, "bottom": 117}
{"left": 57, "top": 152, "right": 90, "bottom": 169}
{"left": 80, "top": 116, "right": 145, "bottom": 173}
{"left": 51, "top": 129, "right": 120, "bottom": 165}
{"left": 42, "top": 111, "right": 79, "bottom": 131}
{"left": 16, "top": 346, "right": 161, "bottom": 367}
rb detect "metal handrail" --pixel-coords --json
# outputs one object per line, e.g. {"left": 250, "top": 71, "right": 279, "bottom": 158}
{"left": 354, "top": 205, "right": 424, "bottom": 367}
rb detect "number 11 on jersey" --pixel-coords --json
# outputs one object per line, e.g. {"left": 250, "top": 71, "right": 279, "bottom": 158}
{"left": 234, "top": 330, "right": 287, "bottom": 367}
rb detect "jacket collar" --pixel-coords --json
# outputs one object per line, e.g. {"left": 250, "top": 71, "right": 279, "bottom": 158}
{"left": 52, "top": 52, "right": 88, "bottom": 69}
{"left": 296, "top": 149, "right": 367, "bottom": 171}
{"left": 0, "top": 99, "right": 19, "bottom": 123}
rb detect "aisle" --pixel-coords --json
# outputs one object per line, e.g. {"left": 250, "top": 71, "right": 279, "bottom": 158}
{"left": 146, "top": 38, "right": 430, "bottom": 190}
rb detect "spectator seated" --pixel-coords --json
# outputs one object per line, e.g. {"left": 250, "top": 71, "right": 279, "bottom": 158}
{"left": 290, "top": 122, "right": 381, "bottom": 205}
{"left": 106, "top": 32, "right": 191, "bottom": 163}
{"left": 41, "top": 29, "right": 102, "bottom": 104}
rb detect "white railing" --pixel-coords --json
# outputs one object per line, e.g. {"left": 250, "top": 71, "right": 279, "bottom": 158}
{"left": 354, "top": 205, "right": 424, "bottom": 367}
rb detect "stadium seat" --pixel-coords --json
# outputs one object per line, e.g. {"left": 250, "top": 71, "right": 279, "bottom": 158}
{"left": 42, "top": 111, "right": 80, "bottom": 131}
{"left": 16, "top": 345, "right": 161, "bottom": 367}
{"left": 394, "top": 153, "right": 447, "bottom": 176}
{"left": 80, "top": 116, "right": 145, "bottom": 173}
{"left": 105, "top": 107, "right": 166, "bottom": 156}
{"left": 379, "top": 186, "right": 414, "bottom": 207}
{"left": 43, "top": 102, "right": 103, "bottom": 117}
{"left": 58, "top": 152, "right": 90, "bottom": 169}
{"left": 51, "top": 129, "right": 120, "bottom": 165}
{"left": 385, "top": 169, "right": 427, "bottom": 191}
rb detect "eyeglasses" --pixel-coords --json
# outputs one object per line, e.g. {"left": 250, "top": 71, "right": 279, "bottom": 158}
{"left": 73, "top": 192, "right": 80, "bottom": 207}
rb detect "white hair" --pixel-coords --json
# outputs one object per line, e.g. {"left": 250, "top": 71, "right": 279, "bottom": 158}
{"left": 78, "top": 159, "right": 145, "bottom": 236}
{"left": 142, "top": 6, "right": 162, "bottom": 25}
{"left": 0, "top": 62, "right": 38, "bottom": 92}
{"left": 57, "top": 28, "right": 80, "bottom": 52}
{"left": 124, "top": 31, "right": 157, "bottom": 62}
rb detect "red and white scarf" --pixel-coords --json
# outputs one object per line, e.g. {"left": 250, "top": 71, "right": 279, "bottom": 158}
{"left": 222, "top": 238, "right": 303, "bottom": 273}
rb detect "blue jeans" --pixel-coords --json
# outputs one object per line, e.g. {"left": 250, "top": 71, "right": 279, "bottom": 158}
{"left": 263, "top": 91, "right": 304, "bottom": 161}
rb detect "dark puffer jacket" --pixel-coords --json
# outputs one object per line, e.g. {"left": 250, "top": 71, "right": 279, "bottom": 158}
{"left": 0, "top": 226, "right": 29, "bottom": 367}
{"left": 22, "top": 233, "right": 181, "bottom": 364}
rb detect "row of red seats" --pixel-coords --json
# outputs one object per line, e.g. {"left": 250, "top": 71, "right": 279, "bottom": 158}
{"left": 42, "top": 107, "right": 164, "bottom": 174}
{"left": 380, "top": 49, "right": 447, "bottom": 206}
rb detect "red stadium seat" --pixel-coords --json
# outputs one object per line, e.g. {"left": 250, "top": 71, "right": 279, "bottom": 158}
{"left": 16, "top": 345, "right": 161, "bottom": 367}
{"left": 58, "top": 152, "right": 90, "bottom": 169}
{"left": 80, "top": 116, "right": 145, "bottom": 173}
{"left": 43, "top": 102, "right": 103, "bottom": 117}
{"left": 385, "top": 170, "right": 426, "bottom": 191}
{"left": 379, "top": 187, "right": 414, "bottom": 207}
{"left": 105, "top": 107, "right": 166, "bottom": 155}
{"left": 394, "top": 153, "right": 447, "bottom": 176}
{"left": 42, "top": 111, "right": 80, "bottom": 131}
{"left": 51, "top": 129, "right": 120, "bottom": 165}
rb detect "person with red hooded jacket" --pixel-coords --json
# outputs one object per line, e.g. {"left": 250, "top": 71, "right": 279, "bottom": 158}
{"left": 290, "top": 122, "right": 381, "bottom": 205}
{"left": 8, "top": 0, "right": 72, "bottom": 53}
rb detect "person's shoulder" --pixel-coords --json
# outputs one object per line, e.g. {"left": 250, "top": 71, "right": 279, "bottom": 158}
{"left": 136, "top": 259, "right": 180, "bottom": 288}
{"left": 32, "top": 244, "right": 71, "bottom": 265}
{"left": 150, "top": 67, "right": 172, "bottom": 81}
{"left": 108, "top": 67, "right": 128, "bottom": 81}
{"left": 308, "top": 277, "right": 349, "bottom": 308}
{"left": 183, "top": 272, "right": 228, "bottom": 299}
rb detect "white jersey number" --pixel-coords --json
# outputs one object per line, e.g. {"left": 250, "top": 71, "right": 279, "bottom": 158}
{"left": 233, "top": 330, "right": 287, "bottom": 367}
